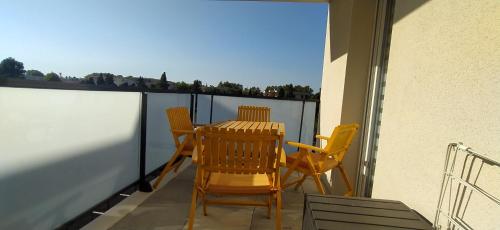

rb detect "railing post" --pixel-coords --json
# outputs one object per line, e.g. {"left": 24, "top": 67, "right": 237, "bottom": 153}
{"left": 194, "top": 93, "right": 198, "bottom": 124}
{"left": 139, "top": 92, "right": 153, "bottom": 192}
{"left": 312, "top": 101, "right": 320, "bottom": 147}
{"left": 189, "top": 93, "right": 194, "bottom": 122}
{"left": 209, "top": 94, "right": 214, "bottom": 123}
{"left": 297, "top": 99, "right": 306, "bottom": 149}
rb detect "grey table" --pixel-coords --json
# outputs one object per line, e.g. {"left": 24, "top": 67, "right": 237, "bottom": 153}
{"left": 303, "top": 194, "right": 433, "bottom": 230}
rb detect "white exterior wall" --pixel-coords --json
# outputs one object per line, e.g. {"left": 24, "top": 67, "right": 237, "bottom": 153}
{"left": 372, "top": 1, "right": 500, "bottom": 228}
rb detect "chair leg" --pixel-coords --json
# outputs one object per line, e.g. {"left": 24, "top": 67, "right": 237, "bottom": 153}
{"left": 267, "top": 193, "right": 272, "bottom": 219}
{"left": 275, "top": 190, "right": 282, "bottom": 230}
{"left": 312, "top": 174, "right": 326, "bottom": 195}
{"left": 153, "top": 164, "right": 174, "bottom": 189}
{"left": 173, "top": 157, "right": 186, "bottom": 173}
{"left": 294, "top": 175, "right": 307, "bottom": 190}
{"left": 281, "top": 168, "right": 295, "bottom": 187}
{"left": 338, "top": 164, "right": 353, "bottom": 196}
{"left": 202, "top": 194, "right": 208, "bottom": 216}
{"left": 187, "top": 185, "right": 198, "bottom": 230}
{"left": 153, "top": 149, "right": 184, "bottom": 189}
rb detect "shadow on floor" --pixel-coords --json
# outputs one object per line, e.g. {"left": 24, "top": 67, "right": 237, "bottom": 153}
{"left": 110, "top": 164, "right": 320, "bottom": 230}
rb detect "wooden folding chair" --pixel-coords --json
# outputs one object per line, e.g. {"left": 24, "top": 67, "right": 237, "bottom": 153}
{"left": 153, "top": 107, "right": 197, "bottom": 189}
{"left": 237, "top": 105, "right": 271, "bottom": 122}
{"left": 281, "top": 123, "right": 359, "bottom": 196}
{"left": 187, "top": 124, "right": 283, "bottom": 230}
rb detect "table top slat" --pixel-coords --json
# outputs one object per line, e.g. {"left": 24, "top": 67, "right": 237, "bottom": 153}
{"left": 264, "top": 122, "right": 273, "bottom": 135}
{"left": 312, "top": 211, "right": 430, "bottom": 229}
{"left": 233, "top": 121, "right": 248, "bottom": 133}
{"left": 241, "top": 121, "right": 254, "bottom": 133}
{"left": 257, "top": 122, "right": 266, "bottom": 134}
{"left": 308, "top": 196, "right": 408, "bottom": 211}
{"left": 315, "top": 220, "right": 414, "bottom": 230}
{"left": 310, "top": 203, "right": 419, "bottom": 220}
{"left": 226, "top": 121, "right": 242, "bottom": 132}
{"left": 305, "top": 195, "right": 432, "bottom": 230}
{"left": 212, "top": 120, "right": 284, "bottom": 137}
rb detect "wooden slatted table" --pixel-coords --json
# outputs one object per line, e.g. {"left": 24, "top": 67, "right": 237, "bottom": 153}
{"left": 303, "top": 194, "right": 432, "bottom": 230}
{"left": 211, "top": 120, "right": 285, "bottom": 136}
{"left": 193, "top": 120, "right": 286, "bottom": 164}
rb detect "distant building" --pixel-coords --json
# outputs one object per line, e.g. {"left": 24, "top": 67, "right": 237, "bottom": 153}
{"left": 265, "top": 88, "right": 278, "bottom": 97}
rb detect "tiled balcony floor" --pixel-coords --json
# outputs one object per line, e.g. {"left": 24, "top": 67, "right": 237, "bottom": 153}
{"left": 109, "top": 163, "right": 321, "bottom": 230}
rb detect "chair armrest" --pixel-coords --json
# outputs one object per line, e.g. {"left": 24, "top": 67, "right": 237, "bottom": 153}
{"left": 286, "top": 141, "right": 325, "bottom": 153}
{"left": 315, "top": 135, "right": 329, "bottom": 140}
{"left": 173, "top": 129, "right": 195, "bottom": 135}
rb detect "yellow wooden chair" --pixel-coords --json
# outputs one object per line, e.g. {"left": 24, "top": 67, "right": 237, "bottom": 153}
{"left": 281, "top": 123, "right": 359, "bottom": 196}
{"left": 153, "top": 107, "right": 197, "bottom": 189}
{"left": 237, "top": 105, "right": 271, "bottom": 122}
{"left": 187, "top": 125, "right": 283, "bottom": 230}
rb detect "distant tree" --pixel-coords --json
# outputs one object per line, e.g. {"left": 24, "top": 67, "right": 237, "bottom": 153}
{"left": 81, "top": 77, "right": 90, "bottom": 84}
{"left": 137, "top": 76, "right": 147, "bottom": 89}
{"left": 0, "top": 57, "right": 25, "bottom": 78}
{"left": 244, "top": 87, "right": 262, "bottom": 96}
{"left": 104, "top": 75, "right": 114, "bottom": 85}
{"left": 26, "top": 69, "right": 44, "bottom": 77}
{"left": 157, "top": 72, "right": 168, "bottom": 89}
{"left": 192, "top": 80, "right": 202, "bottom": 92}
{"left": 217, "top": 81, "right": 243, "bottom": 95}
{"left": 44, "top": 72, "right": 61, "bottom": 81}
{"left": 118, "top": 82, "right": 129, "bottom": 88}
{"left": 175, "top": 81, "right": 191, "bottom": 91}
{"left": 283, "top": 84, "right": 294, "bottom": 98}
{"left": 278, "top": 87, "right": 285, "bottom": 98}
{"left": 313, "top": 88, "right": 321, "bottom": 99}
{"left": 293, "top": 85, "right": 314, "bottom": 99}
{"left": 204, "top": 85, "right": 217, "bottom": 94}
{"left": 250, "top": 87, "right": 262, "bottom": 96}
{"left": 96, "top": 75, "right": 105, "bottom": 85}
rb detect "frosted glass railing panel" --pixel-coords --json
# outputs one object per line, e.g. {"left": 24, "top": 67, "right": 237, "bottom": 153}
{"left": 145, "top": 93, "right": 191, "bottom": 173}
{"left": 195, "top": 95, "right": 317, "bottom": 153}
{"left": 195, "top": 94, "right": 212, "bottom": 124}
{"left": 0, "top": 88, "right": 141, "bottom": 230}
{"left": 301, "top": 101, "right": 317, "bottom": 146}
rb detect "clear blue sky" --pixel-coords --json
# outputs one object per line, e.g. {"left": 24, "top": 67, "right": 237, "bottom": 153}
{"left": 1, "top": 0, "right": 327, "bottom": 91}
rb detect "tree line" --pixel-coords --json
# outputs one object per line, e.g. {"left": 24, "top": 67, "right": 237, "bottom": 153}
{"left": 0, "top": 57, "right": 320, "bottom": 99}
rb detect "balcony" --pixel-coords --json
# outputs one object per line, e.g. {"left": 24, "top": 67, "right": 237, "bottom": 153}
{"left": 2, "top": 85, "right": 499, "bottom": 230}
{"left": 88, "top": 164, "right": 316, "bottom": 230}
{"left": 0, "top": 87, "right": 319, "bottom": 230}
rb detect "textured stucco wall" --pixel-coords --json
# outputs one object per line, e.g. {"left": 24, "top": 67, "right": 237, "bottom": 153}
{"left": 372, "top": 0, "right": 500, "bottom": 228}
{"left": 320, "top": 0, "right": 378, "bottom": 195}
{"left": 320, "top": 1, "right": 351, "bottom": 143}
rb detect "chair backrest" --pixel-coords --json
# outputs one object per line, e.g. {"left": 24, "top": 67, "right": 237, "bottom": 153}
{"left": 166, "top": 107, "right": 194, "bottom": 146}
{"left": 196, "top": 125, "right": 281, "bottom": 176}
{"left": 237, "top": 105, "right": 271, "bottom": 122}
{"left": 323, "top": 123, "right": 359, "bottom": 162}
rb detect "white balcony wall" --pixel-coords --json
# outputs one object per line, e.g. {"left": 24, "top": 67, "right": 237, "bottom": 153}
{"left": 0, "top": 88, "right": 141, "bottom": 230}
{"left": 145, "top": 93, "right": 191, "bottom": 173}
{"left": 371, "top": 1, "right": 500, "bottom": 229}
